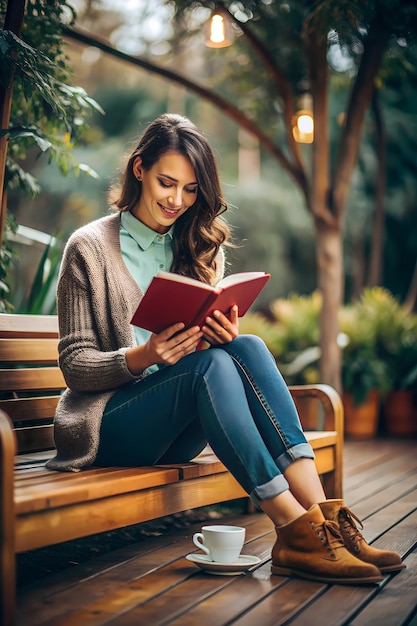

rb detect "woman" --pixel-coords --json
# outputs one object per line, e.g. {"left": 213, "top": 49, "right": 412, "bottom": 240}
{"left": 47, "top": 113, "right": 403, "bottom": 584}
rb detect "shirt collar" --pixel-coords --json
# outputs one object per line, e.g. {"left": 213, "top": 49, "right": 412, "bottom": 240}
{"left": 121, "top": 211, "right": 174, "bottom": 250}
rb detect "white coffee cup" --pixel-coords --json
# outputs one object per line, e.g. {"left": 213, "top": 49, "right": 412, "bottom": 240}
{"left": 192, "top": 525, "right": 246, "bottom": 564}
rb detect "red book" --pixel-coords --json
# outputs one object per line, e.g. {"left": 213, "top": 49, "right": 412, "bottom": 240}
{"left": 131, "top": 270, "right": 271, "bottom": 333}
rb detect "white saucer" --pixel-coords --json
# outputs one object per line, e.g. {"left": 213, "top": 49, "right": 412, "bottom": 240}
{"left": 186, "top": 553, "right": 261, "bottom": 575}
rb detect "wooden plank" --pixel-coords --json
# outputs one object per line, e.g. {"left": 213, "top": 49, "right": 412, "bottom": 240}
{"left": 15, "top": 450, "right": 53, "bottom": 465}
{"left": 15, "top": 467, "right": 182, "bottom": 514}
{"left": 12, "top": 431, "right": 338, "bottom": 507}
{"left": 303, "top": 431, "right": 337, "bottom": 446}
{"left": 345, "top": 454, "right": 417, "bottom": 508}
{"left": 0, "top": 396, "right": 60, "bottom": 422}
{"left": 348, "top": 486, "right": 417, "bottom": 544}
{"left": 16, "top": 463, "right": 184, "bottom": 487}
{"left": 312, "top": 446, "right": 336, "bottom": 475}
{"left": 0, "top": 314, "right": 58, "bottom": 338}
{"left": 220, "top": 577, "right": 325, "bottom": 626}
{"left": 0, "top": 367, "right": 65, "bottom": 392}
{"left": 16, "top": 515, "right": 273, "bottom": 625}
{"left": 0, "top": 337, "right": 59, "bottom": 363}
{"left": 15, "top": 465, "right": 171, "bottom": 486}
{"left": 111, "top": 555, "right": 276, "bottom": 626}
{"left": 15, "top": 472, "right": 246, "bottom": 552}
{"left": 16, "top": 513, "right": 265, "bottom": 609}
{"left": 349, "top": 551, "right": 417, "bottom": 626}
{"left": 157, "top": 460, "right": 228, "bottom": 480}
{"left": 0, "top": 410, "right": 17, "bottom": 626}
{"left": 14, "top": 424, "right": 55, "bottom": 454}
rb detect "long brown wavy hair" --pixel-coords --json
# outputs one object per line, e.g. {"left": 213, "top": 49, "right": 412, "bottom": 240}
{"left": 111, "top": 113, "right": 231, "bottom": 285}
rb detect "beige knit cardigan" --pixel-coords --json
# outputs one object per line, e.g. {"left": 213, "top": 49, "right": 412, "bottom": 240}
{"left": 46, "top": 212, "right": 224, "bottom": 472}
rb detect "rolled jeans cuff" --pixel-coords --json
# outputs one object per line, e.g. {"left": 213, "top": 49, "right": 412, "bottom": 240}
{"left": 275, "top": 442, "right": 315, "bottom": 473}
{"left": 249, "top": 443, "right": 315, "bottom": 508}
{"left": 250, "top": 474, "right": 289, "bottom": 508}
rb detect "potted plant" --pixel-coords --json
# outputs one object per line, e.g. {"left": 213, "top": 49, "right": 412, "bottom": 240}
{"left": 339, "top": 293, "right": 389, "bottom": 439}
{"left": 371, "top": 291, "right": 417, "bottom": 437}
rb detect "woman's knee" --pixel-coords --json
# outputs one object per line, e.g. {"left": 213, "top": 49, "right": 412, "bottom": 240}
{"left": 190, "top": 345, "right": 235, "bottom": 374}
{"left": 229, "top": 334, "right": 273, "bottom": 360}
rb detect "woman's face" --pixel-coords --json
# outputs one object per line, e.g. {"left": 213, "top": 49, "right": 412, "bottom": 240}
{"left": 132, "top": 151, "right": 198, "bottom": 234}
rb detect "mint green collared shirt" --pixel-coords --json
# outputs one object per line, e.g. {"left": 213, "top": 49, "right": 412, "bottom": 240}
{"left": 120, "top": 211, "right": 174, "bottom": 374}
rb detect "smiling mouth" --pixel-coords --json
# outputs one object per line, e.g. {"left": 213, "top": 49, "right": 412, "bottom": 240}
{"left": 158, "top": 203, "right": 181, "bottom": 217}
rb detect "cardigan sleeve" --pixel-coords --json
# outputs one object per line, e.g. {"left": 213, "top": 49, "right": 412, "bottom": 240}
{"left": 56, "top": 226, "right": 143, "bottom": 393}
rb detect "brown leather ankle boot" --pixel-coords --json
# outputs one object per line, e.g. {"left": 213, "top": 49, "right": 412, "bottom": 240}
{"left": 271, "top": 504, "right": 383, "bottom": 585}
{"left": 319, "top": 499, "right": 405, "bottom": 574}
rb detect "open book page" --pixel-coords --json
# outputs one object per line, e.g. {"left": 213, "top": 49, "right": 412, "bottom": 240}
{"left": 154, "top": 270, "right": 267, "bottom": 291}
{"left": 155, "top": 271, "right": 215, "bottom": 291}
{"left": 217, "top": 272, "right": 268, "bottom": 289}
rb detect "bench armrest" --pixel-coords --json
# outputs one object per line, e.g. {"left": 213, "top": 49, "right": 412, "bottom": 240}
{"left": 0, "top": 409, "right": 16, "bottom": 626}
{"left": 289, "top": 384, "right": 344, "bottom": 499}
{"left": 289, "top": 383, "right": 344, "bottom": 436}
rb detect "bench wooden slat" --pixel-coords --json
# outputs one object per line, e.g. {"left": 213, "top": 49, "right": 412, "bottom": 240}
{"left": 0, "top": 367, "right": 65, "bottom": 392}
{"left": 15, "top": 467, "right": 182, "bottom": 514}
{"left": 0, "top": 337, "right": 59, "bottom": 363}
{"left": 0, "top": 396, "right": 60, "bottom": 422}
{"left": 14, "top": 424, "right": 55, "bottom": 453}
{"left": 14, "top": 450, "right": 54, "bottom": 465}
{"left": 0, "top": 313, "right": 59, "bottom": 338}
{"left": 15, "top": 471, "right": 247, "bottom": 553}
{"left": 15, "top": 464, "right": 178, "bottom": 486}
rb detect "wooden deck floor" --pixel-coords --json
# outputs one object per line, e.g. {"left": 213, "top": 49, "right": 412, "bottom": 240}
{"left": 17, "top": 438, "right": 417, "bottom": 625}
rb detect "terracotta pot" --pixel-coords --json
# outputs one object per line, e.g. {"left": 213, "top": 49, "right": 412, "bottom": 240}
{"left": 384, "top": 389, "right": 417, "bottom": 437}
{"left": 342, "top": 389, "right": 379, "bottom": 440}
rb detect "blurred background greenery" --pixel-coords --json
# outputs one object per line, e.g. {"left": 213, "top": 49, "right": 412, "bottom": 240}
{"left": 3, "top": 0, "right": 417, "bottom": 313}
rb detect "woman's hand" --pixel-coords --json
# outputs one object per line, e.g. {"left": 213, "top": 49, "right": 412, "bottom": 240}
{"left": 202, "top": 305, "right": 239, "bottom": 346}
{"left": 147, "top": 323, "right": 203, "bottom": 365}
{"left": 126, "top": 323, "right": 203, "bottom": 374}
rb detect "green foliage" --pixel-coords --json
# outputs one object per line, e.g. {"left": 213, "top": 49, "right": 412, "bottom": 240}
{"left": 339, "top": 296, "right": 389, "bottom": 406}
{"left": 19, "top": 238, "right": 61, "bottom": 314}
{"left": 0, "top": 0, "right": 103, "bottom": 311}
{"left": 0, "top": 2, "right": 104, "bottom": 178}
{"left": 339, "top": 288, "right": 417, "bottom": 404}
{"left": 269, "top": 291, "right": 322, "bottom": 353}
{"left": 361, "top": 287, "right": 417, "bottom": 391}
{"left": 0, "top": 213, "right": 17, "bottom": 312}
{"left": 240, "top": 291, "right": 322, "bottom": 385}
{"left": 241, "top": 286, "right": 417, "bottom": 399}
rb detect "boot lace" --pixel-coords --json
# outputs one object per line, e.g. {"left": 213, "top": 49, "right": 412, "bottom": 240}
{"left": 339, "top": 507, "right": 365, "bottom": 552}
{"left": 311, "top": 519, "right": 345, "bottom": 557}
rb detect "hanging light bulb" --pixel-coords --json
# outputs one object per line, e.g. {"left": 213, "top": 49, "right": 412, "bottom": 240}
{"left": 292, "top": 111, "right": 314, "bottom": 143}
{"left": 205, "top": 6, "right": 234, "bottom": 48}
{"left": 292, "top": 94, "right": 314, "bottom": 144}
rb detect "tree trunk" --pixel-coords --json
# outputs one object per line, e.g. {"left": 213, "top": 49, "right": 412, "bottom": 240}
{"left": 367, "top": 88, "right": 386, "bottom": 286}
{"left": 315, "top": 220, "right": 344, "bottom": 392}
{"left": 331, "top": 27, "right": 389, "bottom": 220}
{"left": 0, "top": 0, "right": 27, "bottom": 248}
{"left": 307, "top": 31, "right": 343, "bottom": 389}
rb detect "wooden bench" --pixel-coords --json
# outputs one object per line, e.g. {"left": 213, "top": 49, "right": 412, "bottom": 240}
{"left": 0, "top": 313, "right": 344, "bottom": 626}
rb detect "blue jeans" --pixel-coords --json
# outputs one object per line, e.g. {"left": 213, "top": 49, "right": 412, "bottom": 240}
{"left": 95, "top": 335, "right": 314, "bottom": 507}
